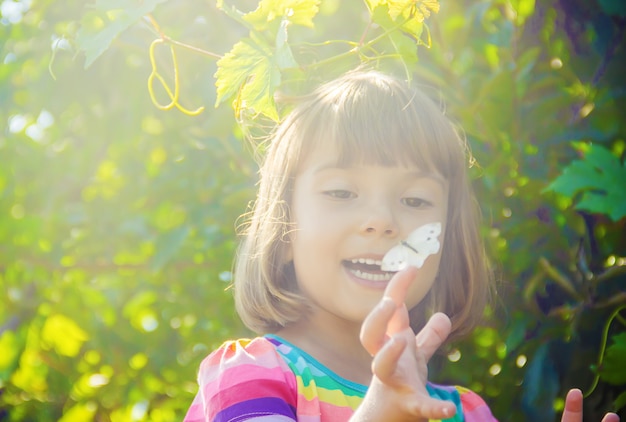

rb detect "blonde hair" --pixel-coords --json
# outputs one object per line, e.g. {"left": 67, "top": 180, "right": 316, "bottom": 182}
{"left": 234, "top": 69, "right": 492, "bottom": 342}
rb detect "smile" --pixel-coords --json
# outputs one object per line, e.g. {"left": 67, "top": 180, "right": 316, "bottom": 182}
{"left": 343, "top": 258, "right": 395, "bottom": 282}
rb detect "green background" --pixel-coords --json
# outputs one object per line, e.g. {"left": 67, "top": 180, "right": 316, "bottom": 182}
{"left": 1, "top": 0, "right": 625, "bottom": 420}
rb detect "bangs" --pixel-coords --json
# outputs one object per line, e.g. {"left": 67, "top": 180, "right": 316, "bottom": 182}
{"left": 292, "top": 72, "right": 464, "bottom": 179}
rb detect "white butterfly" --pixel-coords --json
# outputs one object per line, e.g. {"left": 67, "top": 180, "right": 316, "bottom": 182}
{"left": 381, "top": 222, "right": 442, "bottom": 271}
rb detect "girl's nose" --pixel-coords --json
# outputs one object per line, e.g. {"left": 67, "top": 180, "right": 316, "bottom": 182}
{"left": 359, "top": 204, "right": 398, "bottom": 237}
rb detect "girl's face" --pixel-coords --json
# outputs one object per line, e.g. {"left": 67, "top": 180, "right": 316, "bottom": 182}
{"left": 287, "top": 141, "right": 449, "bottom": 326}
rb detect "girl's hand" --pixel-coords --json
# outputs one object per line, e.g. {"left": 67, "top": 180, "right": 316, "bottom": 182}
{"left": 561, "top": 389, "right": 619, "bottom": 422}
{"left": 354, "top": 267, "right": 456, "bottom": 421}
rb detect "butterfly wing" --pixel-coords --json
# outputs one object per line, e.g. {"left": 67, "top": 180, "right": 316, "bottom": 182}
{"left": 405, "top": 222, "right": 441, "bottom": 254}
{"left": 380, "top": 244, "right": 412, "bottom": 271}
{"left": 381, "top": 222, "right": 442, "bottom": 271}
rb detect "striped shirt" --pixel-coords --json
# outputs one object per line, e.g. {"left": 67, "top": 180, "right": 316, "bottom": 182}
{"left": 183, "top": 336, "right": 497, "bottom": 422}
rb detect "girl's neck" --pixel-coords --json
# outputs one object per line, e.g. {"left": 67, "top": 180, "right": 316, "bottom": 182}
{"left": 275, "top": 311, "right": 373, "bottom": 385}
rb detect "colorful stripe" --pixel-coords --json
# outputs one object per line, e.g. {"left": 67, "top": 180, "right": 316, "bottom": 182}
{"left": 215, "top": 397, "right": 295, "bottom": 422}
{"left": 183, "top": 336, "right": 497, "bottom": 422}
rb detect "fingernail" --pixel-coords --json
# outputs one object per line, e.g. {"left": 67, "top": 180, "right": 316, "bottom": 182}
{"left": 442, "top": 407, "right": 450, "bottom": 417}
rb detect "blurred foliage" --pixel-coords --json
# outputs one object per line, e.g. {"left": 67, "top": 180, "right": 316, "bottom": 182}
{"left": 1, "top": 0, "right": 625, "bottom": 421}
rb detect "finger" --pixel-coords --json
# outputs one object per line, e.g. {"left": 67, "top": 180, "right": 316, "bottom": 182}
{"left": 371, "top": 334, "right": 406, "bottom": 382}
{"left": 383, "top": 266, "right": 418, "bottom": 307}
{"left": 360, "top": 297, "right": 396, "bottom": 356}
{"left": 408, "top": 396, "right": 457, "bottom": 420}
{"left": 383, "top": 267, "right": 417, "bottom": 333}
{"left": 561, "top": 389, "right": 583, "bottom": 422}
{"left": 415, "top": 312, "right": 452, "bottom": 361}
{"left": 601, "top": 413, "right": 620, "bottom": 422}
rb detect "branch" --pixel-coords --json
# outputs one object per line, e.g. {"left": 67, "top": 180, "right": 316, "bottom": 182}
{"left": 539, "top": 257, "right": 584, "bottom": 301}
{"left": 547, "top": 292, "right": 626, "bottom": 319}
{"left": 146, "top": 14, "right": 222, "bottom": 60}
{"left": 594, "top": 263, "right": 626, "bottom": 285}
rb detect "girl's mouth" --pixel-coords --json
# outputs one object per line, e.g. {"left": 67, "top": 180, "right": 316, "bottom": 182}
{"left": 342, "top": 258, "right": 395, "bottom": 282}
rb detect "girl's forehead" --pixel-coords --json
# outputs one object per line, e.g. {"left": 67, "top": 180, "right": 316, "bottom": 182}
{"left": 294, "top": 129, "right": 442, "bottom": 176}
{"left": 278, "top": 79, "right": 462, "bottom": 181}
{"left": 295, "top": 135, "right": 442, "bottom": 179}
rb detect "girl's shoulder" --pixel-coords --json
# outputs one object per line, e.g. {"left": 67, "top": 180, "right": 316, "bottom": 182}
{"left": 197, "top": 336, "right": 294, "bottom": 384}
{"left": 428, "top": 383, "right": 498, "bottom": 422}
{"left": 185, "top": 337, "right": 298, "bottom": 422}
{"left": 200, "top": 337, "right": 276, "bottom": 366}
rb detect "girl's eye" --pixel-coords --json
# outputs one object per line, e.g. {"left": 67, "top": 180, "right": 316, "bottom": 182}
{"left": 402, "top": 197, "right": 431, "bottom": 208}
{"left": 324, "top": 190, "right": 355, "bottom": 199}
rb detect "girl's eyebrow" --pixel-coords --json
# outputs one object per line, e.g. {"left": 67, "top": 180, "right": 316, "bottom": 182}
{"left": 404, "top": 170, "right": 447, "bottom": 188}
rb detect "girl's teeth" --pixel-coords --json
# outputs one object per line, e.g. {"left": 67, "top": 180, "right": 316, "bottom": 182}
{"left": 350, "top": 269, "right": 392, "bottom": 281}
{"left": 351, "top": 258, "right": 383, "bottom": 266}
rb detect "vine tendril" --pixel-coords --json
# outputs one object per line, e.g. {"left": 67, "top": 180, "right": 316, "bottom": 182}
{"left": 147, "top": 38, "right": 204, "bottom": 116}
{"left": 584, "top": 305, "right": 626, "bottom": 398}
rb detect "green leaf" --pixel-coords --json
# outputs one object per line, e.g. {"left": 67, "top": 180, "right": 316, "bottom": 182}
{"left": 149, "top": 225, "right": 191, "bottom": 272}
{"left": 510, "top": 0, "right": 536, "bottom": 25}
{"left": 516, "top": 46, "right": 541, "bottom": 81}
{"left": 371, "top": 5, "right": 421, "bottom": 66}
{"left": 76, "top": 0, "right": 168, "bottom": 68}
{"left": 387, "top": 0, "right": 439, "bottom": 22}
{"left": 0, "top": 330, "right": 22, "bottom": 379}
{"left": 58, "top": 402, "right": 96, "bottom": 422}
{"left": 504, "top": 315, "right": 527, "bottom": 353}
{"left": 614, "top": 391, "right": 626, "bottom": 411}
{"left": 275, "top": 19, "right": 299, "bottom": 69}
{"left": 544, "top": 144, "right": 626, "bottom": 221}
{"left": 598, "top": 0, "right": 626, "bottom": 17}
{"left": 522, "top": 342, "right": 559, "bottom": 421}
{"left": 41, "top": 314, "right": 89, "bottom": 357}
{"left": 367, "top": 0, "right": 439, "bottom": 66}
{"left": 243, "top": 0, "right": 320, "bottom": 31}
{"left": 387, "top": 0, "right": 414, "bottom": 20}
{"left": 215, "top": 37, "right": 281, "bottom": 120}
{"left": 599, "top": 333, "right": 626, "bottom": 385}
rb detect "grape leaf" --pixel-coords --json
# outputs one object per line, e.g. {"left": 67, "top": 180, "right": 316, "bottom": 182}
{"left": 368, "top": 1, "right": 439, "bottom": 66}
{"left": 215, "top": 37, "right": 281, "bottom": 121}
{"left": 388, "top": 0, "right": 439, "bottom": 22}
{"left": 243, "top": 0, "right": 320, "bottom": 31}
{"left": 275, "top": 19, "right": 298, "bottom": 69}
{"left": 545, "top": 143, "right": 626, "bottom": 221}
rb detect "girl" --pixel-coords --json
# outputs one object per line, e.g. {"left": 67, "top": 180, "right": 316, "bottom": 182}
{"left": 183, "top": 70, "right": 619, "bottom": 422}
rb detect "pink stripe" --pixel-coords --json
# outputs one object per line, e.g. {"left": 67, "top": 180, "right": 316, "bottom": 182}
{"left": 201, "top": 363, "right": 293, "bottom": 393}
{"left": 319, "top": 400, "right": 354, "bottom": 420}
{"left": 209, "top": 381, "right": 297, "bottom": 419}
{"left": 199, "top": 339, "right": 292, "bottom": 385}
{"left": 294, "top": 394, "right": 321, "bottom": 415}
{"left": 461, "top": 390, "right": 498, "bottom": 421}
{"left": 182, "top": 402, "right": 204, "bottom": 422}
